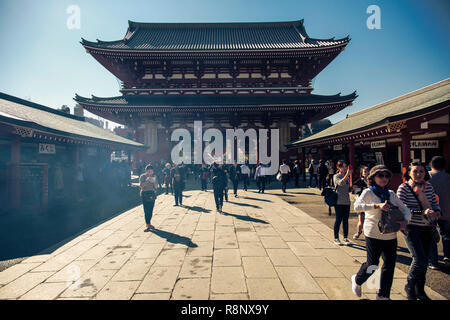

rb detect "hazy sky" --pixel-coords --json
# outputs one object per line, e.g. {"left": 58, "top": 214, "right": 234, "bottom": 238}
{"left": 0, "top": 0, "right": 449, "bottom": 128}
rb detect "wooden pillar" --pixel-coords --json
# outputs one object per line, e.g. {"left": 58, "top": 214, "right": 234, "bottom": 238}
{"left": 302, "top": 147, "right": 306, "bottom": 181}
{"left": 74, "top": 145, "right": 79, "bottom": 199}
{"left": 401, "top": 130, "right": 411, "bottom": 180}
{"left": 9, "top": 135, "right": 21, "bottom": 210}
{"left": 319, "top": 145, "right": 325, "bottom": 160}
{"left": 348, "top": 140, "right": 355, "bottom": 185}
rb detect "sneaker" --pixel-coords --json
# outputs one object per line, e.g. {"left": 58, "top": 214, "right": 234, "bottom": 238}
{"left": 334, "top": 239, "right": 342, "bottom": 246}
{"left": 444, "top": 257, "right": 449, "bottom": 262}
{"left": 353, "top": 232, "right": 362, "bottom": 240}
{"left": 351, "top": 275, "right": 362, "bottom": 298}
{"left": 343, "top": 238, "right": 351, "bottom": 246}
{"left": 376, "top": 295, "right": 391, "bottom": 300}
{"left": 428, "top": 264, "right": 440, "bottom": 270}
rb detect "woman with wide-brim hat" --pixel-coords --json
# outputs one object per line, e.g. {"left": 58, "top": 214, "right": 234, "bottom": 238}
{"left": 351, "top": 164, "right": 410, "bottom": 300}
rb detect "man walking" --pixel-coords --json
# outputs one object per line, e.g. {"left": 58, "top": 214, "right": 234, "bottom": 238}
{"left": 279, "top": 159, "right": 291, "bottom": 193}
{"left": 240, "top": 161, "right": 250, "bottom": 191}
{"left": 254, "top": 162, "right": 266, "bottom": 193}
{"left": 428, "top": 156, "right": 450, "bottom": 268}
{"left": 229, "top": 161, "right": 241, "bottom": 197}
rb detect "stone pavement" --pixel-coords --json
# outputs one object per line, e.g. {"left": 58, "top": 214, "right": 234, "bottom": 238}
{"left": 0, "top": 189, "right": 446, "bottom": 300}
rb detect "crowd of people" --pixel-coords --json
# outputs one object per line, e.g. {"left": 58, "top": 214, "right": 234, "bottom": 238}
{"left": 137, "top": 156, "right": 449, "bottom": 300}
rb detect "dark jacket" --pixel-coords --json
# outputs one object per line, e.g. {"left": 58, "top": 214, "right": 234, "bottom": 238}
{"left": 211, "top": 167, "right": 227, "bottom": 189}
{"left": 228, "top": 165, "right": 241, "bottom": 181}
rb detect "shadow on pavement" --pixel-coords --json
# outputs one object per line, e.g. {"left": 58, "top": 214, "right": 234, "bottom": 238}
{"left": 239, "top": 196, "right": 272, "bottom": 203}
{"left": 150, "top": 228, "right": 197, "bottom": 248}
{"left": 226, "top": 201, "right": 261, "bottom": 209}
{"left": 182, "top": 205, "right": 211, "bottom": 213}
{"left": 0, "top": 187, "right": 141, "bottom": 261}
{"left": 221, "top": 211, "right": 268, "bottom": 224}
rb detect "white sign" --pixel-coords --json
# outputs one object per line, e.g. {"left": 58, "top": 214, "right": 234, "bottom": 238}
{"left": 39, "top": 143, "right": 56, "bottom": 154}
{"left": 333, "top": 144, "right": 343, "bottom": 151}
{"left": 375, "top": 152, "right": 384, "bottom": 164}
{"left": 370, "top": 140, "right": 386, "bottom": 149}
{"left": 410, "top": 140, "right": 438, "bottom": 149}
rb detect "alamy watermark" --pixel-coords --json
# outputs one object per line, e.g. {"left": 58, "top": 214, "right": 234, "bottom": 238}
{"left": 367, "top": 5, "right": 381, "bottom": 30}
{"left": 170, "top": 121, "right": 280, "bottom": 175}
{"left": 67, "top": 5, "right": 81, "bottom": 30}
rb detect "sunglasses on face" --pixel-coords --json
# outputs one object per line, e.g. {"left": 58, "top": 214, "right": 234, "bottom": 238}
{"left": 376, "top": 173, "right": 391, "bottom": 179}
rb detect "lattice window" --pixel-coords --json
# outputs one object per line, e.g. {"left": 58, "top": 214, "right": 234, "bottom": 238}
{"left": 386, "top": 121, "right": 406, "bottom": 133}
{"left": 13, "top": 126, "right": 33, "bottom": 138}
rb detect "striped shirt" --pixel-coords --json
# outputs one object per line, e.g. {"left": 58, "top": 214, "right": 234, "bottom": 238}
{"left": 396, "top": 182, "right": 440, "bottom": 227}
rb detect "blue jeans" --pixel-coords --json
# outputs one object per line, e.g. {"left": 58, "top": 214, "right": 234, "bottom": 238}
{"left": 356, "top": 237, "right": 398, "bottom": 298}
{"left": 142, "top": 200, "right": 155, "bottom": 225}
{"left": 334, "top": 205, "right": 350, "bottom": 239}
{"left": 429, "top": 220, "right": 450, "bottom": 264}
{"left": 404, "top": 225, "right": 432, "bottom": 282}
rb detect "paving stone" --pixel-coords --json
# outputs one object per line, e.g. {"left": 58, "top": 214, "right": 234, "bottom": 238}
{"left": 153, "top": 249, "right": 187, "bottom": 267}
{"left": 214, "top": 234, "right": 239, "bottom": 249}
{"left": 92, "top": 250, "right": 133, "bottom": 270}
{"left": 236, "top": 232, "right": 260, "bottom": 242}
{"left": 339, "top": 244, "right": 368, "bottom": 257}
{"left": 293, "top": 226, "right": 321, "bottom": 237}
{"left": 0, "top": 262, "right": 42, "bottom": 285}
{"left": 19, "top": 282, "right": 70, "bottom": 300}
{"left": 192, "top": 230, "right": 215, "bottom": 242}
{"left": 179, "top": 256, "right": 212, "bottom": 278}
{"left": 315, "top": 277, "right": 360, "bottom": 300}
{"left": 58, "top": 269, "right": 117, "bottom": 298}
{"left": 246, "top": 278, "right": 288, "bottom": 300}
{"left": 238, "top": 241, "right": 267, "bottom": 257}
{"left": 210, "top": 293, "right": 249, "bottom": 300}
{"left": 136, "top": 266, "right": 180, "bottom": 293}
{"left": 287, "top": 242, "right": 320, "bottom": 257}
{"left": 77, "top": 245, "right": 112, "bottom": 261}
{"left": 186, "top": 241, "right": 214, "bottom": 257}
{"left": 316, "top": 249, "right": 360, "bottom": 266}
{"left": 45, "top": 260, "right": 98, "bottom": 283}
{"left": 211, "top": 267, "right": 247, "bottom": 294}
{"left": 242, "top": 257, "right": 277, "bottom": 278}
{"left": 195, "top": 223, "right": 215, "bottom": 231}
{"left": 254, "top": 226, "right": 278, "bottom": 236}
{"left": 132, "top": 243, "right": 165, "bottom": 259}
{"left": 302, "top": 236, "right": 337, "bottom": 249}
{"left": 111, "top": 258, "right": 155, "bottom": 281}
{"left": 266, "top": 249, "right": 302, "bottom": 266}
{"left": 0, "top": 271, "right": 54, "bottom": 299}
{"left": 172, "top": 278, "right": 210, "bottom": 300}
{"left": 289, "top": 293, "right": 329, "bottom": 300}
{"left": 300, "top": 257, "right": 344, "bottom": 278}
{"left": 213, "top": 249, "right": 241, "bottom": 267}
{"left": 259, "top": 236, "right": 289, "bottom": 249}
{"left": 132, "top": 293, "right": 171, "bottom": 300}
{"left": 94, "top": 281, "right": 140, "bottom": 300}
{"left": 275, "top": 267, "right": 324, "bottom": 293}
{"left": 21, "top": 255, "right": 51, "bottom": 264}
{"left": 276, "top": 230, "right": 305, "bottom": 242}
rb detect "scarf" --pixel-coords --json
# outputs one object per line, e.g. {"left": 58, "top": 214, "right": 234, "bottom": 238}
{"left": 369, "top": 184, "right": 390, "bottom": 203}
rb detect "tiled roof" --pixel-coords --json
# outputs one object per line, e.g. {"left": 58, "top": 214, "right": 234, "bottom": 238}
{"left": 74, "top": 92, "right": 357, "bottom": 108}
{"left": 287, "top": 78, "right": 450, "bottom": 147}
{"left": 81, "top": 20, "right": 349, "bottom": 52}
{"left": 0, "top": 92, "right": 144, "bottom": 148}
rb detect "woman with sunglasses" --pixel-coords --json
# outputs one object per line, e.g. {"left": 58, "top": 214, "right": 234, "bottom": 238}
{"left": 397, "top": 161, "right": 441, "bottom": 300}
{"left": 351, "top": 165, "right": 410, "bottom": 300}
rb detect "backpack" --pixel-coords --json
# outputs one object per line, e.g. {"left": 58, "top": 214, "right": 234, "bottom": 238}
{"left": 322, "top": 187, "right": 338, "bottom": 207}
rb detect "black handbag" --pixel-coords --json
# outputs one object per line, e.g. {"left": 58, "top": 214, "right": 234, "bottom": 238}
{"left": 322, "top": 187, "right": 338, "bottom": 207}
{"left": 378, "top": 202, "right": 405, "bottom": 234}
{"left": 141, "top": 190, "right": 157, "bottom": 202}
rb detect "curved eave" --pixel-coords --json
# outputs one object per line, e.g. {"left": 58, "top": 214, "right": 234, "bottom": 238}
{"left": 80, "top": 38, "right": 349, "bottom": 55}
{"left": 0, "top": 114, "right": 145, "bottom": 149}
{"left": 286, "top": 100, "right": 448, "bottom": 148}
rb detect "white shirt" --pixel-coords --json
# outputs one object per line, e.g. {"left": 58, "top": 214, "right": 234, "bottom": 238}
{"left": 279, "top": 164, "right": 291, "bottom": 174}
{"left": 240, "top": 164, "right": 250, "bottom": 176}
{"left": 354, "top": 188, "right": 411, "bottom": 240}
